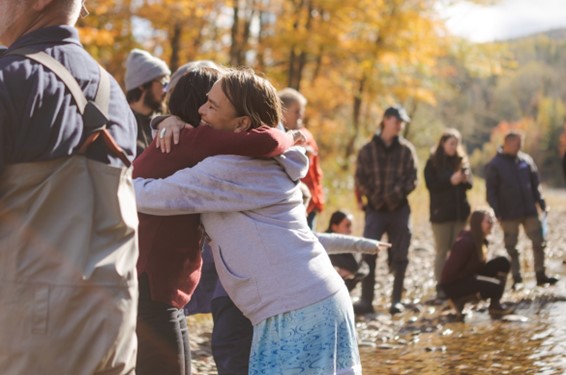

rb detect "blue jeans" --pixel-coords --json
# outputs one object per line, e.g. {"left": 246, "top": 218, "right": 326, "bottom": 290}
{"left": 361, "top": 204, "right": 412, "bottom": 304}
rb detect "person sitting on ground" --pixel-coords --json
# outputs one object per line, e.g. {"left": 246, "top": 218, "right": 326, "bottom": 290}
{"left": 440, "top": 209, "right": 512, "bottom": 318}
{"left": 327, "top": 210, "right": 370, "bottom": 291}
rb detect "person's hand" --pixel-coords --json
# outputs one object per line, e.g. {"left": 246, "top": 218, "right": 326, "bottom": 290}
{"left": 156, "top": 116, "right": 193, "bottom": 153}
{"left": 335, "top": 267, "right": 355, "bottom": 280}
{"left": 376, "top": 241, "right": 392, "bottom": 252}
{"left": 288, "top": 129, "right": 306, "bottom": 146}
{"left": 450, "top": 170, "right": 464, "bottom": 185}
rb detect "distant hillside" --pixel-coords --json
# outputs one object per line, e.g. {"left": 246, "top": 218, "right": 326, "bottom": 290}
{"left": 433, "top": 25, "right": 566, "bottom": 186}
{"left": 541, "top": 28, "right": 566, "bottom": 41}
{"left": 502, "top": 27, "right": 566, "bottom": 43}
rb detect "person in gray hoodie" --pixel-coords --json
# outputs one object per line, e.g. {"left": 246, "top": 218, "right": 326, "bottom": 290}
{"left": 134, "top": 68, "right": 361, "bottom": 375}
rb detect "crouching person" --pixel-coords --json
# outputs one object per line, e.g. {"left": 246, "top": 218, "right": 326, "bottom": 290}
{"left": 440, "top": 209, "right": 512, "bottom": 319}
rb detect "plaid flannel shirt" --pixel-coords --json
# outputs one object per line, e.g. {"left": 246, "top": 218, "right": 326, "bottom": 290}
{"left": 355, "top": 134, "right": 418, "bottom": 212}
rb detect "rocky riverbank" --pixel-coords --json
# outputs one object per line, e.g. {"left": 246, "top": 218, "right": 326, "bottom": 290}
{"left": 187, "top": 204, "right": 566, "bottom": 374}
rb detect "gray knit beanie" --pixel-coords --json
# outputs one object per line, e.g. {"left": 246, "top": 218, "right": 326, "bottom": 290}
{"left": 125, "top": 48, "right": 171, "bottom": 91}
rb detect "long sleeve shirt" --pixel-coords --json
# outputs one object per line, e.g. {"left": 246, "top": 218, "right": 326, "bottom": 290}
{"left": 440, "top": 231, "right": 485, "bottom": 285}
{"left": 133, "top": 126, "right": 293, "bottom": 308}
{"left": 355, "top": 134, "right": 418, "bottom": 212}
{"left": 424, "top": 156, "right": 472, "bottom": 223}
{"left": 0, "top": 26, "right": 136, "bottom": 174}
{"left": 134, "top": 151, "right": 345, "bottom": 325}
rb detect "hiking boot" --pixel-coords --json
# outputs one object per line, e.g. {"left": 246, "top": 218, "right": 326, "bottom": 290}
{"left": 389, "top": 302, "right": 405, "bottom": 315}
{"left": 488, "top": 302, "right": 514, "bottom": 317}
{"left": 512, "top": 275, "right": 524, "bottom": 291}
{"left": 448, "top": 293, "right": 479, "bottom": 317}
{"left": 353, "top": 300, "right": 374, "bottom": 315}
{"left": 435, "top": 288, "right": 447, "bottom": 301}
{"left": 448, "top": 298, "right": 465, "bottom": 318}
{"left": 536, "top": 272, "right": 559, "bottom": 286}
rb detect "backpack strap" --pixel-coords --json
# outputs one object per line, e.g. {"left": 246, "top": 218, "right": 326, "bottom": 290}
{"left": 6, "top": 48, "right": 131, "bottom": 167}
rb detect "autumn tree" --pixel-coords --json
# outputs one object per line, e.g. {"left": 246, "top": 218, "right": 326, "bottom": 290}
{"left": 77, "top": 0, "right": 136, "bottom": 84}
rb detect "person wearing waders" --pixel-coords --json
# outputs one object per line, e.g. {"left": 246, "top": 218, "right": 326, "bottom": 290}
{"left": 0, "top": 1, "right": 138, "bottom": 373}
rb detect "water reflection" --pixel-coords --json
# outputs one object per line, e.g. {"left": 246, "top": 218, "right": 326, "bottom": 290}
{"left": 360, "top": 301, "right": 566, "bottom": 374}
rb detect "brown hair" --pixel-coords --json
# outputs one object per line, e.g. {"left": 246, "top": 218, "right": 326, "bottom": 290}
{"left": 431, "top": 128, "right": 469, "bottom": 171}
{"left": 220, "top": 68, "right": 281, "bottom": 129}
{"left": 469, "top": 209, "right": 492, "bottom": 262}
{"left": 167, "top": 67, "right": 221, "bottom": 127}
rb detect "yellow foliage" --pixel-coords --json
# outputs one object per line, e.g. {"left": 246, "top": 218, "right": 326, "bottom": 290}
{"left": 78, "top": 28, "right": 115, "bottom": 46}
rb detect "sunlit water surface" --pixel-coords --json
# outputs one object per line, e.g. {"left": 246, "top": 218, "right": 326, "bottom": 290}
{"left": 360, "top": 300, "right": 566, "bottom": 374}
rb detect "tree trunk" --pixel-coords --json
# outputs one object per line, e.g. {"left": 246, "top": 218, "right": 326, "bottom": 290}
{"left": 239, "top": 0, "right": 256, "bottom": 65}
{"left": 256, "top": 8, "right": 266, "bottom": 70}
{"left": 229, "top": 3, "right": 240, "bottom": 66}
{"left": 343, "top": 76, "right": 366, "bottom": 170}
{"left": 169, "top": 21, "right": 182, "bottom": 72}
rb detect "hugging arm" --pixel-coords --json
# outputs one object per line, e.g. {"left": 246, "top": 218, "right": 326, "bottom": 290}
{"left": 134, "top": 124, "right": 294, "bottom": 179}
{"left": 134, "top": 157, "right": 285, "bottom": 216}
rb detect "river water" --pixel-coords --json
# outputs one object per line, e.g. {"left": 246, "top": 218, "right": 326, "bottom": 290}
{"left": 355, "top": 203, "right": 566, "bottom": 374}
{"left": 359, "top": 298, "right": 566, "bottom": 374}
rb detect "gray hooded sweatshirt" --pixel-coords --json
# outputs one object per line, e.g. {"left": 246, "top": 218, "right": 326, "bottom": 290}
{"left": 134, "top": 148, "right": 345, "bottom": 325}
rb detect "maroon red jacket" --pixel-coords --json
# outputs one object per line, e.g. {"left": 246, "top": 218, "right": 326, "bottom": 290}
{"left": 133, "top": 126, "right": 292, "bottom": 308}
{"left": 440, "top": 230, "right": 485, "bottom": 285}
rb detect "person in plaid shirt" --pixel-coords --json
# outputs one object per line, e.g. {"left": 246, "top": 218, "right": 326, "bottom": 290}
{"left": 354, "top": 105, "right": 418, "bottom": 315}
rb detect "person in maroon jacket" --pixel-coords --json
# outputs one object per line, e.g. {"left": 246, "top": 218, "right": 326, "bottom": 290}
{"left": 133, "top": 65, "right": 296, "bottom": 375}
{"left": 440, "top": 209, "right": 512, "bottom": 319}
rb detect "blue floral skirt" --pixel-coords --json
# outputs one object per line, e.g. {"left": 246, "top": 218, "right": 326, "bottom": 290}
{"left": 249, "top": 287, "right": 361, "bottom": 375}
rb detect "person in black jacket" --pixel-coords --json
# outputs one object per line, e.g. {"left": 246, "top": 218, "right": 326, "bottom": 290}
{"left": 425, "top": 128, "right": 472, "bottom": 299}
{"left": 485, "top": 131, "right": 558, "bottom": 287}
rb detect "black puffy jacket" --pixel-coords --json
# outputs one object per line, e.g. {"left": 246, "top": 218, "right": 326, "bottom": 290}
{"left": 424, "top": 156, "right": 471, "bottom": 223}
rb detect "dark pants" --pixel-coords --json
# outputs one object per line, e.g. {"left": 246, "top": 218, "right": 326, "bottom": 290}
{"left": 211, "top": 296, "right": 253, "bottom": 375}
{"left": 306, "top": 210, "right": 317, "bottom": 230}
{"left": 442, "top": 257, "right": 511, "bottom": 303}
{"left": 361, "top": 204, "right": 411, "bottom": 304}
{"left": 137, "top": 274, "right": 191, "bottom": 375}
{"left": 329, "top": 254, "right": 369, "bottom": 292}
